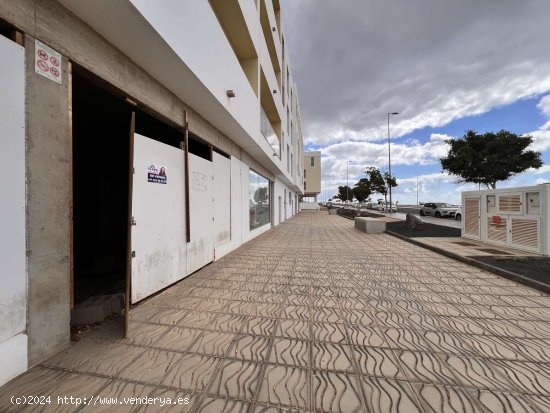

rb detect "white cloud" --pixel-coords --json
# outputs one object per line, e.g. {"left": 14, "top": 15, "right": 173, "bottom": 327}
{"left": 537, "top": 94, "right": 550, "bottom": 118}
{"left": 283, "top": 0, "right": 550, "bottom": 145}
{"left": 529, "top": 164, "right": 550, "bottom": 175}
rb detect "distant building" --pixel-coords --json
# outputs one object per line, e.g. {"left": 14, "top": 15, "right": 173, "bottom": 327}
{"left": 303, "top": 151, "right": 321, "bottom": 201}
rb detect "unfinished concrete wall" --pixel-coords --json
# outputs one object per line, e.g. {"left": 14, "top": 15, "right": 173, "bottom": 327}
{"left": 0, "top": 0, "right": 282, "bottom": 367}
{"left": 24, "top": 36, "right": 71, "bottom": 365}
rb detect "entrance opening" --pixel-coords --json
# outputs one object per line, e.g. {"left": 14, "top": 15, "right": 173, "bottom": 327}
{"left": 71, "top": 67, "right": 183, "bottom": 329}
{"left": 72, "top": 70, "right": 132, "bottom": 312}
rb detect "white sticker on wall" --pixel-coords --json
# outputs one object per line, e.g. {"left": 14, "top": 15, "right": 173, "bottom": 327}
{"left": 34, "top": 40, "right": 62, "bottom": 84}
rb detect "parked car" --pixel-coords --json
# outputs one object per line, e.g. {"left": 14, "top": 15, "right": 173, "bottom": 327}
{"left": 454, "top": 207, "right": 462, "bottom": 221}
{"left": 419, "top": 202, "right": 458, "bottom": 218}
{"left": 375, "top": 202, "right": 397, "bottom": 213}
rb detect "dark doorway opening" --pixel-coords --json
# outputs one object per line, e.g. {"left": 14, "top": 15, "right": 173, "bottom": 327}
{"left": 72, "top": 70, "right": 133, "bottom": 308}
{"left": 72, "top": 67, "right": 185, "bottom": 329}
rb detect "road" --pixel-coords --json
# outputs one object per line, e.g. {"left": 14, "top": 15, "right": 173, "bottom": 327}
{"left": 356, "top": 206, "right": 462, "bottom": 229}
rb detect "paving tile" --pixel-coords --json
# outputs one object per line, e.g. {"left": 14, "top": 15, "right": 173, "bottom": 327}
{"left": 444, "top": 355, "right": 516, "bottom": 392}
{"left": 122, "top": 322, "right": 171, "bottom": 347}
{"left": 413, "top": 383, "right": 484, "bottom": 413}
{"left": 242, "top": 317, "right": 278, "bottom": 337}
{"left": 494, "top": 359, "right": 550, "bottom": 396}
{"left": 360, "top": 376, "right": 423, "bottom": 413}
{"left": 153, "top": 326, "right": 204, "bottom": 353}
{"left": 282, "top": 305, "right": 310, "bottom": 321}
{"left": 276, "top": 319, "right": 310, "bottom": 340}
{"left": 194, "top": 397, "right": 250, "bottom": 413}
{"left": 382, "top": 328, "right": 430, "bottom": 352}
{"left": 257, "top": 365, "right": 309, "bottom": 410}
{"left": 312, "top": 371, "right": 365, "bottom": 412}
{"left": 270, "top": 338, "right": 309, "bottom": 367}
{"left": 311, "top": 322, "right": 347, "bottom": 344}
{"left": 177, "top": 311, "right": 217, "bottom": 329}
{"left": 397, "top": 351, "right": 457, "bottom": 385}
{"left": 231, "top": 335, "right": 272, "bottom": 362}
{"left": 311, "top": 343, "right": 354, "bottom": 372}
{"left": 40, "top": 339, "right": 110, "bottom": 371}
{"left": 77, "top": 343, "right": 146, "bottom": 376}
{"left": 351, "top": 346, "right": 405, "bottom": 380}
{"left": 207, "top": 359, "right": 262, "bottom": 399}
{"left": 0, "top": 368, "right": 109, "bottom": 413}
{"left": 119, "top": 348, "right": 181, "bottom": 386}
{"left": 161, "top": 353, "right": 220, "bottom": 391}
{"left": 188, "top": 331, "right": 235, "bottom": 357}
{"left": 209, "top": 313, "right": 247, "bottom": 333}
{"left": 471, "top": 389, "right": 541, "bottom": 413}
{"left": 340, "top": 309, "right": 375, "bottom": 326}
{"left": 346, "top": 325, "right": 385, "bottom": 347}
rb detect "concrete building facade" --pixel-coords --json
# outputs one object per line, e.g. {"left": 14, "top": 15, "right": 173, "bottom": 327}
{"left": 0, "top": 0, "right": 304, "bottom": 386}
{"left": 303, "top": 151, "right": 321, "bottom": 201}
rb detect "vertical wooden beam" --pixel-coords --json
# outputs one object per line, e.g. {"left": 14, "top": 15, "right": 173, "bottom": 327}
{"left": 13, "top": 30, "right": 24, "bottom": 46}
{"left": 125, "top": 112, "right": 135, "bottom": 338}
{"left": 68, "top": 62, "right": 74, "bottom": 309}
{"left": 184, "top": 110, "right": 191, "bottom": 243}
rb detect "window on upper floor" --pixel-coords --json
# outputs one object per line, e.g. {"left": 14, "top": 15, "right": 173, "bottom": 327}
{"left": 311, "top": 157, "right": 314, "bottom": 167}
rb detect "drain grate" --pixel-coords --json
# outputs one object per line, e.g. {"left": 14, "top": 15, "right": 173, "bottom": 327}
{"left": 477, "top": 248, "right": 513, "bottom": 255}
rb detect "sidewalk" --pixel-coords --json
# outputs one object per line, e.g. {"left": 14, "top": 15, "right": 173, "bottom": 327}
{"left": 1, "top": 212, "right": 549, "bottom": 412}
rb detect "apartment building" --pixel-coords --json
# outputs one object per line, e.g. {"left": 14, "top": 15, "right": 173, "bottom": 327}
{"left": 0, "top": 0, "right": 304, "bottom": 385}
{"left": 303, "top": 151, "right": 322, "bottom": 201}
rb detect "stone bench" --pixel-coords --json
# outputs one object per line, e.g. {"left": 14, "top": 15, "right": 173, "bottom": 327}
{"left": 354, "top": 217, "right": 386, "bottom": 234}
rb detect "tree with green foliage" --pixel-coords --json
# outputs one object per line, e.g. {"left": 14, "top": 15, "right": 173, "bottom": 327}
{"left": 365, "top": 167, "right": 398, "bottom": 205}
{"left": 440, "top": 130, "right": 543, "bottom": 189}
{"left": 335, "top": 186, "right": 353, "bottom": 202}
{"left": 352, "top": 178, "right": 372, "bottom": 203}
{"left": 254, "top": 187, "right": 268, "bottom": 205}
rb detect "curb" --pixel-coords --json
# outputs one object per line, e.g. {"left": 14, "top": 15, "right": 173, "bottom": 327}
{"left": 384, "top": 230, "right": 550, "bottom": 295}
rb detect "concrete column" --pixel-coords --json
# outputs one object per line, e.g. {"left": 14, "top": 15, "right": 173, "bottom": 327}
{"left": 25, "top": 36, "right": 71, "bottom": 365}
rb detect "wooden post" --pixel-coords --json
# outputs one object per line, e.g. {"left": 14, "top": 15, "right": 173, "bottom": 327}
{"left": 125, "top": 112, "right": 135, "bottom": 338}
{"left": 13, "top": 30, "right": 24, "bottom": 46}
{"left": 68, "top": 62, "right": 74, "bottom": 309}
{"left": 184, "top": 110, "right": 191, "bottom": 243}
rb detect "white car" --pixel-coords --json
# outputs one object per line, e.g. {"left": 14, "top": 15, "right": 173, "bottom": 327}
{"left": 420, "top": 203, "right": 458, "bottom": 218}
{"left": 376, "top": 202, "right": 397, "bottom": 212}
{"left": 455, "top": 207, "right": 462, "bottom": 221}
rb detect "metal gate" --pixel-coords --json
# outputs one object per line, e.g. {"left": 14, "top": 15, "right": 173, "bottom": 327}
{"left": 130, "top": 133, "right": 186, "bottom": 303}
{"left": 187, "top": 153, "right": 214, "bottom": 274}
{"left": 463, "top": 196, "right": 480, "bottom": 240}
{"left": 213, "top": 152, "right": 231, "bottom": 249}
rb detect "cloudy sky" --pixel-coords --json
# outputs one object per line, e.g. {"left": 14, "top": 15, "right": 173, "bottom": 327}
{"left": 281, "top": 0, "right": 550, "bottom": 203}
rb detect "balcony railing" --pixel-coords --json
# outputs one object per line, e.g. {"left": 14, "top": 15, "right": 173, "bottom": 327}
{"left": 261, "top": 107, "right": 280, "bottom": 157}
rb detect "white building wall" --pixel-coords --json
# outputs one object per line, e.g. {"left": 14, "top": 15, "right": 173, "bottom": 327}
{"left": 0, "top": 36, "right": 27, "bottom": 386}
{"left": 130, "top": 0, "right": 261, "bottom": 141}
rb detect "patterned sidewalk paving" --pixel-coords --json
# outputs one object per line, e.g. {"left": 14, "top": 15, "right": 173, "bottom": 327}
{"left": 1, "top": 212, "right": 550, "bottom": 412}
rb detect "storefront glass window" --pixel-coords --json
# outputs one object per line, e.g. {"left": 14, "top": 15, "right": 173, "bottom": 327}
{"left": 249, "top": 170, "right": 270, "bottom": 230}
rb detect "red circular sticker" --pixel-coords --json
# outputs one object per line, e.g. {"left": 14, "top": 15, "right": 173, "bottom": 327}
{"left": 49, "top": 56, "right": 60, "bottom": 67}
{"left": 37, "top": 60, "right": 49, "bottom": 72}
{"left": 37, "top": 49, "right": 48, "bottom": 60}
{"left": 50, "top": 67, "right": 60, "bottom": 77}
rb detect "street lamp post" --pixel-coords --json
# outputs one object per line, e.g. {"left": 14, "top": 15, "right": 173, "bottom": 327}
{"left": 387, "top": 112, "right": 399, "bottom": 213}
{"left": 346, "top": 160, "right": 352, "bottom": 205}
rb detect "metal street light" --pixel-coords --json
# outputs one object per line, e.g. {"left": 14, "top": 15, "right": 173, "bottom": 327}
{"left": 387, "top": 112, "right": 399, "bottom": 213}
{"left": 345, "top": 160, "right": 356, "bottom": 205}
